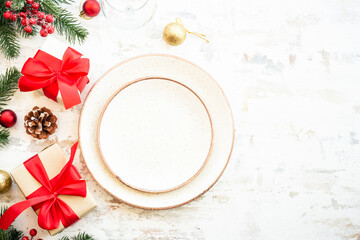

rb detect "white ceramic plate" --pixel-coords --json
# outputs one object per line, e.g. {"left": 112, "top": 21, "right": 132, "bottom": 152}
{"left": 79, "top": 55, "right": 234, "bottom": 209}
{"left": 98, "top": 77, "right": 213, "bottom": 193}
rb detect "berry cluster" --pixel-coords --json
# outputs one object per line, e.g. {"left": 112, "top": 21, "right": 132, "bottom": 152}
{"left": 21, "top": 228, "right": 43, "bottom": 240}
{"left": 3, "top": 0, "right": 55, "bottom": 37}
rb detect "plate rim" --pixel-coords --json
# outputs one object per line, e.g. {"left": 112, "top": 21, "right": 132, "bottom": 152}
{"left": 97, "top": 76, "right": 215, "bottom": 193}
{"left": 78, "top": 54, "right": 235, "bottom": 210}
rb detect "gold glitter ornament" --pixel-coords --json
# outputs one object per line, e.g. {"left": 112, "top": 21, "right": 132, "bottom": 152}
{"left": 0, "top": 170, "right": 12, "bottom": 194}
{"left": 163, "top": 18, "right": 209, "bottom": 46}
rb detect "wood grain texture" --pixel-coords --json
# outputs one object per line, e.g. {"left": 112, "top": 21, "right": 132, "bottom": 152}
{"left": 1, "top": 0, "right": 360, "bottom": 239}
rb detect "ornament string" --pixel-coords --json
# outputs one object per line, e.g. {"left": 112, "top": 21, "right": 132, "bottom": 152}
{"left": 79, "top": 0, "right": 92, "bottom": 20}
{"left": 176, "top": 18, "right": 209, "bottom": 43}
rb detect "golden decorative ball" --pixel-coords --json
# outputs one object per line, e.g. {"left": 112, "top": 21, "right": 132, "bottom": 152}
{"left": 163, "top": 22, "right": 187, "bottom": 46}
{"left": 0, "top": 170, "right": 12, "bottom": 194}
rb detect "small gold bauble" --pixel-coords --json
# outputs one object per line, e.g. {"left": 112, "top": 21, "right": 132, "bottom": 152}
{"left": 0, "top": 170, "right": 12, "bottom": 194}
{"left": 163, "top": 22, "right": 187, "bottom": 46}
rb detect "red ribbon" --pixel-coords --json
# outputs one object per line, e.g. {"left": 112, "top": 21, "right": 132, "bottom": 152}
{"left": 18, "top": 47, "right": 90, "bottom": 110}
{"left": 0, "top": 142, "right": 87, "bottom": 230}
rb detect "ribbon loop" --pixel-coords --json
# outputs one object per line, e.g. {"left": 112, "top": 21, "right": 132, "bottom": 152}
{"left": 18, "top": 48, "right": 90, "bottom": 109}
{"left": 0, "top": 142, "right": 85, "bottom": 231}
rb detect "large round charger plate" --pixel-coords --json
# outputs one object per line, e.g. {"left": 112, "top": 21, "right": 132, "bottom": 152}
{"left": 79, "top": 55, "right": 234, "bottom": 209}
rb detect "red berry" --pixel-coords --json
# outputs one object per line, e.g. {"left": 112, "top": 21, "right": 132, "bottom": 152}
{"left": 31, "top": 9, "right": 38, "bottom": 14}
{"left": 21, "top": 237, "right": 29, "bottom": 240}
{"left": 21, "top": 18, "right": 28, "bottom": 26}
{"left": 26, "top": 0, "right": 33, "bottom": 4}
{"left": 3, "top": 11, "right": 11, "bottom": 19}
{"left": 47, "top": 25, "right": 54, "bottom": 34}
{"left": 37, "top": 11, "right": 45, "bottom": 19}
{"left": 32, "top": 2, "right": 39, "bottom": 9}
{"left": 45, "top": 14, "right": 53, "bottom": 23}
{"left": 36, "top": 19, "right": 43, "bottom": 26}
{"left": 10, "top": 14, "right": 17, "bottom": 21}
{"left": 40, "top": 28, "right": 48, "bottom": 37}
{"left": 19, "top": 12, "right": 27, "bottom": 18}
{"left": 29, "top": 228, "right": 37, "bottom": 237}
{"left": 82, "top": 0, "right": 101, "bottom": 17}
{"left": 29, "top": 18, "right": 36, "bottom": 25}
{"left": 42, "top": 24, "right": 48, "bottom": 29}
{"left": 24, "top": 25, "right": 32, "bottom": 33}
{"left": 5, "top": 1, "right": 12, "bottom": 8}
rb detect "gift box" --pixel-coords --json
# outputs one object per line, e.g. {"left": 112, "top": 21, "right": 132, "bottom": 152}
{"left": 0, "top": 143, "right": 96, "bottom": 235}
{"left": 18, "top": 37, "right": 90, "bottom": 110}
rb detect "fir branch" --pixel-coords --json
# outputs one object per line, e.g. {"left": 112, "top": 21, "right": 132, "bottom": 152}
{"left": 0, "top": 22, "right": 20, "bottom": 59}
{"left": 0, "top": 129, "right": 10, "bottom": 148}
{"left": 40, "top": 0, "right": 88, "bottom": 44}
{"left": 1, "top": 207, "right": 93, "bottom": 240}
{"left": 49, "top": 0, "right": 75, "bottom": 5}
{"left": 15, "top": 13, "right": 38, "bottom": 38}
{"left": 15, "top": 21, "right": 38, "bottom": 38}
{"left": 59, "top": 237, "right": 70, "bottom": 240}
{"left": 0, "top": 206, "right": 24, "bottom": 240}
{"left": 10, "top": 0, "right": 25, "bottom": 11}
{"left": 4, "top": 226, "right": 23, "bottom": 240}
{"left": 0, "top": 2, "right": 21, "bottom": 58}
{"left": 0, "top": 67, "right": 21, "bottom": 110}
{"left": 59, "top": 232, "right": 95, "bottom": 240}
{"left": 72, "top": 233, "right": 95, "bottom": 240}
{"left": 0, "top": 206, "right": 7, "bottom": 217}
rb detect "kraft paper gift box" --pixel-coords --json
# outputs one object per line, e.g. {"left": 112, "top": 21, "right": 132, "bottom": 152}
{"left": 11, "top": 143, "right": 97, "bottom": 235}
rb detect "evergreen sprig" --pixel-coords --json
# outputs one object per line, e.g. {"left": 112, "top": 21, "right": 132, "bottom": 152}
{"left": 1, "top": 206, "right": 95, "bottom": 240}
{"left": 16, "top": 19, "right": 38, "bottom": 38}
{"left": 0, "top": 129, "right": 10, "bottom": 148}
{"left": 0, "top": 206, "right": 25, "bottom": 240}
{"left": 0, "top": 67, "right": 20, "bottom": 148}
{"left": 9, "top": 0, "right": 25, "bottom": 11}
{"left": 0, "top": 0, "right": 88, "bottom": 59}
{"left": 48, "top": 0, "right": 75, "bottom": 5}
{"left": 0, "top": 20, "right": 20, "bottom": 59}
{"left": 59, "top": 232, "right": 95, "bottom": 240}
{"left": 40, "top": 0, "right": 88, "bottom": 44}
{"left": 0, "top": 67, "right": 21, "bottom": 110}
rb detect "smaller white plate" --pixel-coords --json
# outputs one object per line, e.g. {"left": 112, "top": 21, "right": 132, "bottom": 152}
{"left": 98, "top": 77, "right": 213, "bottom": 193}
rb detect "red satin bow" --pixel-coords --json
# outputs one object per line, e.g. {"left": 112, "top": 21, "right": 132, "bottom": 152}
{"left": 0, "top": 142, "right": 87, "bottom": 230}
{"left": 18, "top": 47, "right": 90, "bottom": 110}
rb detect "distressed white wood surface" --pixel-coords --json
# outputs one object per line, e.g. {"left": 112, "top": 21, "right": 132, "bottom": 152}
{"left": 1, "top": 0, "right": 360, "bottom": 239}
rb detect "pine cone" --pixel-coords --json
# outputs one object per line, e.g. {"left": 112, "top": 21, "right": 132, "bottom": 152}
{"left": 24, "top": 107, "right": 58, "bottom": 139}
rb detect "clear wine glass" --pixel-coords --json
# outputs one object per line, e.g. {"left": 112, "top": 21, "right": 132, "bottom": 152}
{"left": 101, "top": 0, "right": 157, "bottom": 30}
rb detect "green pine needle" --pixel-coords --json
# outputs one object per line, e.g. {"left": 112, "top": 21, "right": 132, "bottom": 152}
{"left": 0, "top": 0, "right": 20, "bottom": 59}
{"left": 0, "top": 67, "right": 21, "bottom": 110}
{"left": 0, "top": 206, "right": 24, "bottom": 240}
{"left": 40, "top": 0, "right": 89, "bottom": 44}
{"left": 0, "top": 206, "right": 94, "bottom": 240}
{"left": 0, "top": 0, "right": 88, "bottom": 59}
{"left": 9, "top": 0, "right": 25, "bottom": 11}
{"left": 0, "top": 67, "right": 20, "bottom": 148}
{"left": 59, "top": 237, "right": 71, "bottom": 240}
{"left": 0, "top": 22, "right": 20, "bottom": 59}
{"left": 15, "top": 19, "right": 38, "bottom": 38}
{"left": 49, "top": 0, "right": 75, "bottom": 5}
{"left": 0, "top": 206, "right": 7, "bottom": 217}
{"left": 0, "top": 129, "right": 10, "bottom": 148}
{"left": 72, "top": 233, "right": 95, "bottom": 240}
{"left": 59, "top": 232, "right": 95, "bottom": 240}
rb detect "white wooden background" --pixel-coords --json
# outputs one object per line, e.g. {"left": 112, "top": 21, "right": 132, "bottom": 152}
{"left": 1, "top": 0, "right": 360, "bottom": 239}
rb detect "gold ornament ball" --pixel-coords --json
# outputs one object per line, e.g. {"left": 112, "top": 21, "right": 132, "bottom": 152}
{"left": 0, "top": 170, "right": 12, "bottom": 194}
{"left": 163, "top": 22, "right": 187, "bottom": 46}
